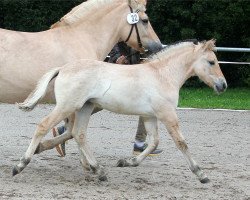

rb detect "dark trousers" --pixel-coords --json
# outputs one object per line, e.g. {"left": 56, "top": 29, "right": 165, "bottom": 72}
{"left": 135, "top": 116, "right": 147, "bottom": 142}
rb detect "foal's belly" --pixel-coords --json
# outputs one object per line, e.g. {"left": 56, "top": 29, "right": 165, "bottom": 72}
{"left": 91, "top": 97, "right": 154, "bottom": 116}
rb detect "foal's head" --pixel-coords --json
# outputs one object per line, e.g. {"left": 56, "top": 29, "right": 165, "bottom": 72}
{"left": 192, "top": 39, "right": 227, "bottom": 94}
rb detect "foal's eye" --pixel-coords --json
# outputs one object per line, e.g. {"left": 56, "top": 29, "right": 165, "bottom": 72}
{"left": 208, "top": 60, "right": 215, "bottom": 65}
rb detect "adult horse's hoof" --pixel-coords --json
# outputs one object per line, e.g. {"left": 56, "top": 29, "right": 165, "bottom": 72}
{"left": 116, "top": 159, "right": 129, "bottom": 167}
{"left": 200, "top": 177, "right": 210, "bottom": 184}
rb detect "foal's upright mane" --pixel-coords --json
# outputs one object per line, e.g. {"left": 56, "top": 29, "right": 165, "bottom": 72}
{"left": 146, "top": 42, "right": 196, "bottom": 63}
{"left": 51, "top": 0, "right": 123, "bottom": 28}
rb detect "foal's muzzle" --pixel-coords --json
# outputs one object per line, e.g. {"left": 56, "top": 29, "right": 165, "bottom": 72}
{"left": 214, "top": 78, "right": 227, "bottom": 94}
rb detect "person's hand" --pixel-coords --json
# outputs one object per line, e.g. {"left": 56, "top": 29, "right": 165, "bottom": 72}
{"left": 116, "top": 55, "right": 129, "bottom": 64}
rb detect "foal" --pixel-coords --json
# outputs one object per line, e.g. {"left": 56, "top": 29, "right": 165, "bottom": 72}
{"left": 15, "top": 39, "right": 227, "bottom": 183}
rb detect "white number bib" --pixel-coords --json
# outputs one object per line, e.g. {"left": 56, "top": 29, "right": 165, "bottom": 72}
{"left": 127, "top": 13, "right": 139, "bottom": 24}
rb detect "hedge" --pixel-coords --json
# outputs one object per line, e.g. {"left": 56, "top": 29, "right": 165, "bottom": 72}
{"left": 0, "top": 0, "right": 249, "bottom": 87}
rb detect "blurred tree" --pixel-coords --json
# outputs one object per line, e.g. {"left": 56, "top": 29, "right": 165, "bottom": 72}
{"left": 1, "top": 0, "right": 84, "bottom": 31}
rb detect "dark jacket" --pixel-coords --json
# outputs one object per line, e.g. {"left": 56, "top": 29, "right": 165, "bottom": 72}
{"left": 108, "top": 42, "right": 141, "bottom": 64}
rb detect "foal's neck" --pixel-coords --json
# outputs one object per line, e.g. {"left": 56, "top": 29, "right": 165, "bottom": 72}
{"left": 156, "top": 47, "right": 196, "bottom": 90}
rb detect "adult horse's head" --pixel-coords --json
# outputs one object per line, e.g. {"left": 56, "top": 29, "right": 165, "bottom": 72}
{"left": 50, "top": 0, "right": 162, "bottom": 55}
{"left": 192, "top": 39, "right": 227, "bottom": 94}
{"left": 119, "top": 0, "right": 162, "bottom": 53}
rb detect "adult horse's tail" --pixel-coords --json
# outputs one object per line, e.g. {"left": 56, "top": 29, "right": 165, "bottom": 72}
{"left": 17, "top": 68, "right": 61, "bottom": 111}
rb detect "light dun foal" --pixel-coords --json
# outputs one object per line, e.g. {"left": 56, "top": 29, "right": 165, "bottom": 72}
{"left": 15, "top": 40, "right": 227, "bottom": 183}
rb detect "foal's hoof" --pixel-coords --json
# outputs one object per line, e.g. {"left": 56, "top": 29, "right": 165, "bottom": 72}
{"left": 34, "top": 144, "right": 43, "bottom": 154}
{"left": 12, "top": 166, "right": 20, "bottom": 176}
{"left": 200, "top": 177, "right": 210, "bottom": 184}
{"left": 98, "top": 175, "right": 108, "bottom": 182}
{"left": 116, "top": 159, "right": 130, "bottom": 167}
{"left": 12, "top": 157, "right": 30, "bottom": 176}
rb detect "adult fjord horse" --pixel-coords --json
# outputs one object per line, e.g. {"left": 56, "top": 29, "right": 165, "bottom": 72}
{"left": 16, "top": 40, "right": 227, "bottom": 183}
{"left": 0, "top": 0, "right": 162, "bottom": 103}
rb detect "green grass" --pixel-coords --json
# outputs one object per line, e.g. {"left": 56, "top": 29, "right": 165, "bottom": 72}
{"left": 178, "top": 87, "right": 250, "bottom": 110}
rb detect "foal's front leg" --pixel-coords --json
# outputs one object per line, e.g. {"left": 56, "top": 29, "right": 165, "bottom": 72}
{"left": 117, "top": 116, "right": 159, "bottom": 167}
{"left": 160, "top": 108, "right": 209, "bottom": 183}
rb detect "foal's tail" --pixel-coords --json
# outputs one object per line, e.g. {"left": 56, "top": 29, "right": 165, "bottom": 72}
{"left": 17, "top": 67, "right": 61, "bottom": 111}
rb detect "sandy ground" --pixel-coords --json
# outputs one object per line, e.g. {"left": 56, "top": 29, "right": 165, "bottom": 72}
{"left": 0, "top": 104, "right": 249, "bottom": 200}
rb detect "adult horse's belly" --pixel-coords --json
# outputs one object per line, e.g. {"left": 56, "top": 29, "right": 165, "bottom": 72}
{"left": 0, "top": 69, "right": 56, "bottom": 104}
{"left": 0, "top": 80, "right": 56, "bottom": 104}
{"left": 0, "top": 29, "right": 61, "bottom": 104}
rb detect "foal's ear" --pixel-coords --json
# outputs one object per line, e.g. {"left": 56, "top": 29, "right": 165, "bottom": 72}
{"left": 203, "top": 39, "right": 216, "bottom": 51}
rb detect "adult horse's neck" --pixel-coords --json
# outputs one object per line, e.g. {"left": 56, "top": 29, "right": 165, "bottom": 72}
{"left": 52, "top": 0, "right": 127, "bottom": 61}
{"left": 149, "top": 43, "right": 197, "bottom": 90}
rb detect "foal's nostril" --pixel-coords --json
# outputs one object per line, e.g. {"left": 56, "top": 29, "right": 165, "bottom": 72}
{"left": 215, "top": 80, "right": 227, "bottom": 94}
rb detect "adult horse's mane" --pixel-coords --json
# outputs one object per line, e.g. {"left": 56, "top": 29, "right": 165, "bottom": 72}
{"left": 146, "top": 39, "right": 199, "bottom": 63}
{"left": 51, "top": 0, "right": 122, "bottom": 29}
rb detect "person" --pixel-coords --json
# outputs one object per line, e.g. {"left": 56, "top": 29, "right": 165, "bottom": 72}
{"left": 52, "top": 42, "right": 163, "bottom": 156}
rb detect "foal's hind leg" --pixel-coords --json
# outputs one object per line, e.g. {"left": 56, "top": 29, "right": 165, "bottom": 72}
{"left": 36, "top": 113, "right": 91, "bottom": 171}
{"left": 72, "top": 103, "right": 107, "bottom": 181}
{"left": 159, "top": 108, "right": 209, "bottom": 184}
{"left": 35, "top": 114, "right": 75, "bottom": 154}
{"left": 34, "top": 107, "right": 103, "bottom": 154}
{"left": 12, "top": 107, "right": 70, "bottom": 176}
{"left": 117, "top": 116, "right": 159, "bottom": 167}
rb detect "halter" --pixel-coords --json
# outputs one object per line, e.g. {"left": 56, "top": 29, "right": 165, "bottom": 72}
{"left": 125, "top": 6, "right": 143, "bottom": 49}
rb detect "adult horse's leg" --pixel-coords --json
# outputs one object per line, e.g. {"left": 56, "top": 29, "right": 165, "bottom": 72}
{"left": 159, "top": 108, "right": 209, "bottom": 184}
{"left": 72, "top": 103, "right": 107, "bottom": 181}
{"left": 117, "top": 116, "right": 159, "bottom": 167}
{"left": 35, "top": 107, "right": 103, "bottom": 154}
{"left": 12, "top": 107, "right": 70, "bottom": 176}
